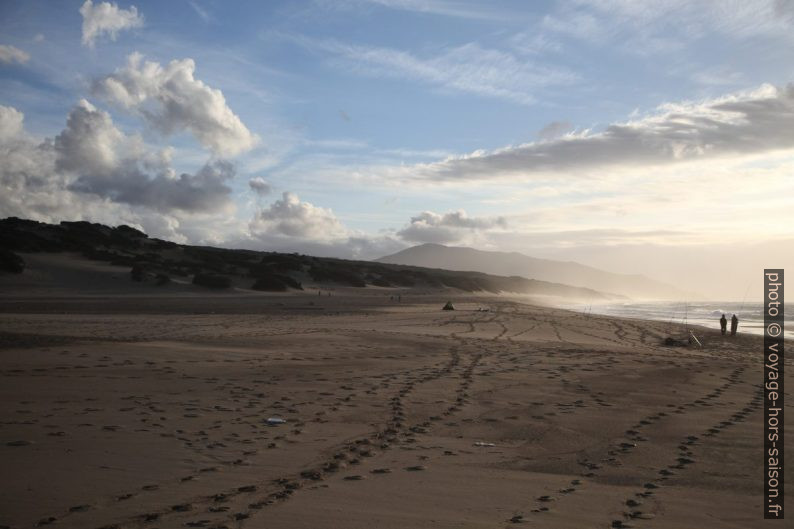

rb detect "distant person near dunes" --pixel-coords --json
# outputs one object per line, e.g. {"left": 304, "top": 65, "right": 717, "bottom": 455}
{"left": 720, "top": 314, "right": 727, "bottom": 335}
{"left": 730, "top": 314, "right": 739, "bottom": 336}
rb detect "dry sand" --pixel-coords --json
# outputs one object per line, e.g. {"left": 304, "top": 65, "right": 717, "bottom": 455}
{"left": 0, "top": 256, "right": 791, "bottom": 528}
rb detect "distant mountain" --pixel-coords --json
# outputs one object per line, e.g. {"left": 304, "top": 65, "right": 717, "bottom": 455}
{"left": 377, "top": 243, "right": 685, "bottom": 300}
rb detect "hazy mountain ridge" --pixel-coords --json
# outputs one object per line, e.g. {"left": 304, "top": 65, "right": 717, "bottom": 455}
{"left": 377, "top": 243, "right": 686, "bottom": 300}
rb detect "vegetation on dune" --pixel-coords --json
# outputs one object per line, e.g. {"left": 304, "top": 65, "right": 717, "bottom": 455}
{"left": 249, "top": 266, "right": 303, "bottom": 292}
{"left": 308, "top": 262, "right": 367, "bottom": 287}
{"left": 251, "top": 276, "right": 289, "bottom": 292}
{"left": 192, "top": 273, "right": 232, "bottom": 289}
{"left": 0, "top": 248, "right": 25, "bottom": 274}
{"left": 0, "top": 217, "right": 615, "bottom": 299}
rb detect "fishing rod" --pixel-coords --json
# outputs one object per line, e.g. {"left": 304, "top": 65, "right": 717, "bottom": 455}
{"left": 684, "top": 301, "right": 688, "bottom": 333}
{"left": 582, "top": 295, "right": 593, "bottom": 318}
{"left": 667, "top": 300, "right": 683, "bottom": 330}
{"left": 738, "top": 283, "right": 751, "bottom": 313}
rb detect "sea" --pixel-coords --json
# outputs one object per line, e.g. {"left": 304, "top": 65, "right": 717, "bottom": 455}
{"left": 562, "top": 301, "right": 793, "bottom": 341}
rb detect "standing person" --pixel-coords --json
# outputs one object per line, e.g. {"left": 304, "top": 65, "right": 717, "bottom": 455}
{"left": 730, "top": 314, "right": 739, "bottom": 336}
{"left": 720, "top": 314, "right": 727, "bottom": 335}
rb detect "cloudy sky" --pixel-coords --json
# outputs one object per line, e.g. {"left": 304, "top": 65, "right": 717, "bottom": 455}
{"left": 1, "top": 0, "right": 793, "bottom": 299}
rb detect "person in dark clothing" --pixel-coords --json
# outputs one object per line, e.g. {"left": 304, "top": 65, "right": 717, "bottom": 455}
{"left": 720, "top": 314, "right": 727, "bottom": 335}
{"left": 730, "top": 314, "right": 739, "bottom": 336}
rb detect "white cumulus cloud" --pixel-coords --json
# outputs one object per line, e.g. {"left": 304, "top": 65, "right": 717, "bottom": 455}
{"left": 80, "top": 0, "right": 144, "bottom": 48}
{"left": 398, "top": 210, "right": 507, "bottom": 244}
{"left": 250, "top": 192, "right": 349, "bottom": 241}
{"left": 248, "top": 177, "right": 272, "bottom": 196}
{"left": 243, "top": 191, "right": 407, "bottom": 258}
{"left": 0, "top": 100, "right": 236, "bottom": 237}
{"left": 93, "top": 53, "right": 258, "bottom": 156}
{"left": 0, "top": 105, "right": 25, "bottom": 142}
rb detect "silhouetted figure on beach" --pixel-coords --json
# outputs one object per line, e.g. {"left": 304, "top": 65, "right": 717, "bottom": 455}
{"left": 720, "top": 314, "right": 727, "bottom": 335}
{"left": 730, "top": 314, "right": 738, "bottom": 336}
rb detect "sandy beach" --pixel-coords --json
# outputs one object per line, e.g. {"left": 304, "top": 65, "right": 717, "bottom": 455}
{"left": 2, "top": 2, "right": 793, "bottom": 527}
{"left": 1, "top": 266, "right": 790, "bottom": 529}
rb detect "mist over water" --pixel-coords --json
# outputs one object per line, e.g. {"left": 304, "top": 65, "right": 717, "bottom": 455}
{"left": 566, "top": 301, "right": 793, "bottom": 340}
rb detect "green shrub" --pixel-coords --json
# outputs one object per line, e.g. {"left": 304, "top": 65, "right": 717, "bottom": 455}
{"left": 308, "top": 264, "right": 365, "bottom": 287}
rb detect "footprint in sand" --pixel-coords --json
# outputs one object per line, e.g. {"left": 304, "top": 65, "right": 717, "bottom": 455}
{"left": 5, "top": 440, "right": 32, "bottom": 446}
{"left": 610, "top": 520, "right": 634, "bottom": 528}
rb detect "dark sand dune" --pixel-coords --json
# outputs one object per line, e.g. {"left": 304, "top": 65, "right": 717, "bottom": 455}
{"left": 0, "top": 218, "right": 619, "bottom": 301}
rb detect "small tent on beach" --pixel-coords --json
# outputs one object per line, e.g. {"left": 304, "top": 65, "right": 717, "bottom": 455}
{"left": 442, "top": 301, "right": 455, "bottom": 311}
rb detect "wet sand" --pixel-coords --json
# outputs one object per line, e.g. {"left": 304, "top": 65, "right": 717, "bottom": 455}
{"left": 0, "top": 291, "right": 790, "bottom": 529}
